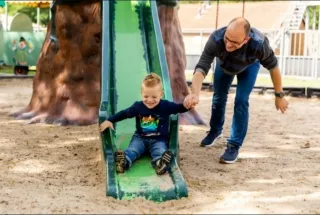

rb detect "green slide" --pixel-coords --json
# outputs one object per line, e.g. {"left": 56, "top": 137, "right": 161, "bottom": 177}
{"left": 99, "top": 0, "right": 188, "bottom": 202}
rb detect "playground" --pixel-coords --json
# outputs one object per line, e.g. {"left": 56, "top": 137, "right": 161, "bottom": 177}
{"left": 1, "top": 0, "right": 320, "bottom": 214}
{"left": 0, "top": 78, "right": 319, "bottom": 213}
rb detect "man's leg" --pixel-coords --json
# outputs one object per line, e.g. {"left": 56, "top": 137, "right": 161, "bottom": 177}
{"left": 220, "top": 61, "right": 260, "bottom": 164}
{"left": 201, "top": 60, "right": 235, "bottom": 147}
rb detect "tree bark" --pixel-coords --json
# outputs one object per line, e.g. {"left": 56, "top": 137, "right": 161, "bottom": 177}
{"left": 158, "top": 5, "right": 204, "bottom": 125}
{"left": 11, "top": 2, "right": 204, "bottom": 126}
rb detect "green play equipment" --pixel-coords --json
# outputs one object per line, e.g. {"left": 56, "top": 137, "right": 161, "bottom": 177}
{"left": 99, "top": 0, "right": 188, "bottom": 202}
{"left": 10, "top": 13, "right": 33, "bottom": 32}
{"left": 0, "top": 30, "right": 46, "bottom": 75}
{"left": 0, "top": 1, "right": 48, "bottom": 75}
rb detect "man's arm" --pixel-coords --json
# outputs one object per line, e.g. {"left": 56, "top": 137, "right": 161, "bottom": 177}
{"left": 183, "top": 70, "right": 205, "bottom": 109}
{"left": 257, "top": 37, "right": 278, "bottom": 72}
{"left": 191, "top": 70, "right": 205, "bottom": 97}
{"left": 194, "top": 36, "right": 217, "bottom": 77}
{"left": 269, "top": 66, "right": 283, "bottom": 93}
{"left": 269, "top": 67, "right": 289, "bottom": 113}
{"left": 256, "top": 37, "right": 288, "bottom": 113}
{"left": 184, "top": 35, "right": 217, "bottom": 108}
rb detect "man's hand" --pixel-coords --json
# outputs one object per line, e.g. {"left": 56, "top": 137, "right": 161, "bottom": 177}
{"left": 100, "top": 120, "right": 114, "bottom": 132}
{"left": 184, "top": 94, "right": 199, "bottom": 109}
{"left": 275, "top": 97, "right": 289, "bottom": 113}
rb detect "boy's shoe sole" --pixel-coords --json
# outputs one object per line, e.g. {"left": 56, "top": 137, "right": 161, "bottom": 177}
{"left": 219, "top": 156, "right": 239, "bottom": 164}
{"left": 200, "top": 133, "right": 222, "bottom": 147}
{"left": 115, "top": 150, "right": 126, "bottom": 173}
{"left": 156, "top": 150, "right": 174, "bottom": 175}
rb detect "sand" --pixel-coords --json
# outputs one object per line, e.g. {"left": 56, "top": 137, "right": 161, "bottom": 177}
{"left": 0, "top": 78, "right": 319, "bottom": 214}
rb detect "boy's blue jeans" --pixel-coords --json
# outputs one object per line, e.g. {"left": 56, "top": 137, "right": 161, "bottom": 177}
{"left": 210, "top": 60, "right": 260, "bottom": 147}
{"left": 124, "top": 134, "right": 167, "bottom": 168}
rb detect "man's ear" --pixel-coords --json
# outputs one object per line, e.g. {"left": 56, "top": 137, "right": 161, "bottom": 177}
{"left": 245, "top": 36, "right": 251, "bottom": 44}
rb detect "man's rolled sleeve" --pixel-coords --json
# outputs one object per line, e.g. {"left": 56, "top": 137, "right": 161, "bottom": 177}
{"left": 194, "top": 36, "right": 217, "bottom": 77}
{"left": 258, "top": 37, "right": 278, "bottom": 71}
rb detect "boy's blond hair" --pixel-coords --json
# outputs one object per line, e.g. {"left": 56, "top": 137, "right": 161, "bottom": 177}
{"left": 142, "top": 73, "right": 163, "bottom": 89}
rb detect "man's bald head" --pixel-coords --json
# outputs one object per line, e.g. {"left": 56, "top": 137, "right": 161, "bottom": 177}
{"left": 224, "top": 17, "right": 251, "bottom": 52}
{"left": 227, "top": 17, "right": 251, "bottom": 36}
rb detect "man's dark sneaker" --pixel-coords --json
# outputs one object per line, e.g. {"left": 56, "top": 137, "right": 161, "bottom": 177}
{"left": 115, "top": 150, "right": 126, "bottom": 173}
{"left": 219, "top": 144, "right": 239, "bottom": 164}
{"left": 156, "top": 150, "right": 174, "bottom": 175}
{"left": 200, "top": 131, "right": 222, "bottom": 147}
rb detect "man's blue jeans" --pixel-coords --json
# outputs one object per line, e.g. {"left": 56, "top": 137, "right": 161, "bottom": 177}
{"left": 210, "top": 60, "right": 260, "bottom": 147}
{"left": 124, "top": 134, "right": 167, "bottom": 168}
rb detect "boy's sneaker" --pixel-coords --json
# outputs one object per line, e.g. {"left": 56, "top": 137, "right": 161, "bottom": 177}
{"left": 115, "top": 150, "right": 126, "bottom": 173}
{"left": 219, "top": 144, "right": 239, "bottom": 164}
{"left": 200, "top": 131, "right": 222, "bottom": 147}
{"left": 156, "top": 150, "right": 174, "bottom": 175}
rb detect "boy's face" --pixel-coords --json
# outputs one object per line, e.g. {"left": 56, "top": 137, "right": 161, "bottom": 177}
{"left": 141, "top": 84, "right": 163, "bottom": 109}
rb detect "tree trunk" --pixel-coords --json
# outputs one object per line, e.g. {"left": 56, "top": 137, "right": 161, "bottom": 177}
{"left": 158, "top": 5, "right": 204, "bottom": 125}
{"left": 11, "top": 2, "right": 204, "bottom": 126}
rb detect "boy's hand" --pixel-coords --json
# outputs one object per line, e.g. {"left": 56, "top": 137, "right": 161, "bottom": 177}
{"left": 183, "top": 101, "right": 195, "bottom": 109}
{"left": 100, "top": 120, "right": 114, "bottom": 132}
{"left": 183, "top": 94, "right": 198, "bottom": 109}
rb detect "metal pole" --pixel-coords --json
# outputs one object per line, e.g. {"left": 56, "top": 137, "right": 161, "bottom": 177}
{"left": 37, "top": 6, "right": 40, "bottom": 32}
{"left": 49, "top": 5, "right": 52, "bottom": 20}
{"left": 306, "top": 32, "right": 310, "bottom": 77}
{"left": 215, "top": 0, "right": 219, "bottom": 29}
{"left": 318, "top": 5, "right": 320, "bottom": 30}
{"left": 5, "top": 1, "right": 8, "bottom": 31}
{"left": 200, "top": 29, "right": 203, "bottom": 54}
{"left": 294, "top": 31, "right": 297, "bottom": 76}
{"left": 242, "top": 0, "right": 245, "bottom": 17}
{"left": 306, "top": 7, "right": 309, "bottom": 30}
{"left": 315, "top": 31, "right": 319, "bottom": 78}
{"left": 298, "top": 31, "right": 302, "bottom": 76}
{"left": 279, "top": 28, "right": 286, "bottom": 76}
{"left": 313, "top": 6, "right": 316, "bottom": 30}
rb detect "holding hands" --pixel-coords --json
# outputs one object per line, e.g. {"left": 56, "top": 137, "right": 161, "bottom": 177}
{"left": 183, "top": 94, "right": 200, "bottom": 109}
{"left": 100, "top": 120, "right": 114, "bottom": 132}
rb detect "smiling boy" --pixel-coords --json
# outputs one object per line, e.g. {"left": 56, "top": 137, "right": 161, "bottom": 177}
{"left": 100, "top": 73, "right": 191, "bottom": 175}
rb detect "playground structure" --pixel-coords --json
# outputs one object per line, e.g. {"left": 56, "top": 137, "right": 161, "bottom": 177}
{"left": 1, "top": 0, "right": 319, "bottom": 201}
{"left": 99, "top": 0, "right": 188, "bottom": 201}
{"left": 0, "top": 1, "right": 48, "bottom": 75}
{"left": 0, "top": 1, "right": 319, "bottom": 213}
{"left": 1, "top": 0, "right": 188, "bottom": 201}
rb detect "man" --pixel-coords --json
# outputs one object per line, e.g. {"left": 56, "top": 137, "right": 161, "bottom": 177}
{"left": 184, "top": 17, "right": 289, "bottom": 164}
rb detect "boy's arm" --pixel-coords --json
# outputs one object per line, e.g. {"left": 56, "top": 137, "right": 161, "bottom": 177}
{"left": 165, "top": 101, "right": 189, "bottom": 115}
{"left": 107, "top": 102, "right": 139, "bottom": 123}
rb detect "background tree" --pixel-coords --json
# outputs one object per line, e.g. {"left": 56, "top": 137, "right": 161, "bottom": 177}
{"left": 11, "top": 1, "right": 204, "bottom": 125}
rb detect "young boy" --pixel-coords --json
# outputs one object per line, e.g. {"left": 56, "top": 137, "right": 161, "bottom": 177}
{"left": 100, "top": 73, "right": 191, "bottom": 175}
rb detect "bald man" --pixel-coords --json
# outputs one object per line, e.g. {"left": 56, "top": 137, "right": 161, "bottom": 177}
{"left": 184, "top": 17, "right": 289, "bottom": 164}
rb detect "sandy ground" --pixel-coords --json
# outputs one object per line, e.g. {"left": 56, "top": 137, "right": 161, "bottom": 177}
{"left": 0, "top": 78, "right": 319, "bottom": 214}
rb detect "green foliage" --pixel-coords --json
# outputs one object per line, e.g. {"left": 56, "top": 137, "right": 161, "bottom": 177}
{"left": 306, "top": 6, "right": 320, "bottom": 29}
